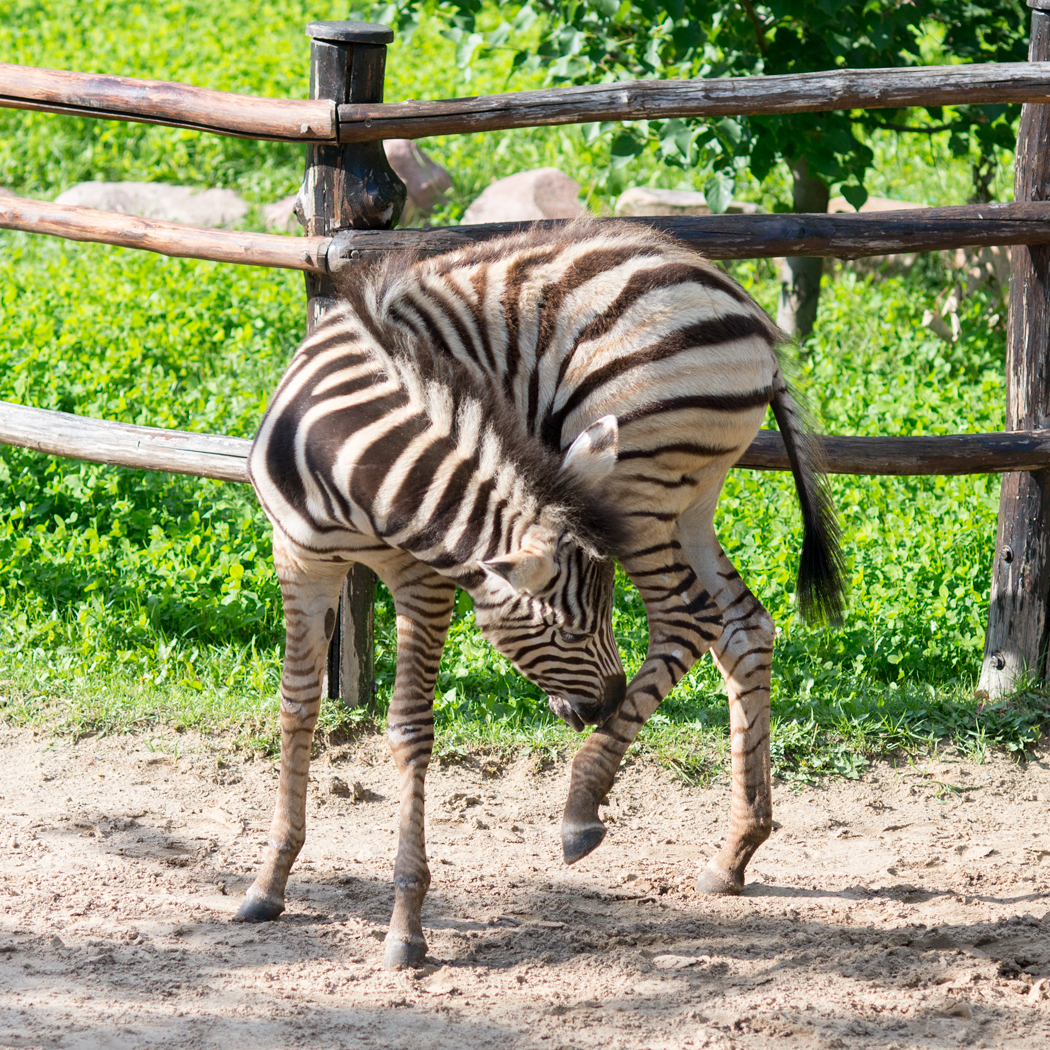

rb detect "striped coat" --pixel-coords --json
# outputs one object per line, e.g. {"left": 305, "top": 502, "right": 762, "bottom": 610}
{"left": 238, "top": 220, "right": 842, "bottom": 968}
{"left": 358, "top": 220, "right": 841, "bottom": 888}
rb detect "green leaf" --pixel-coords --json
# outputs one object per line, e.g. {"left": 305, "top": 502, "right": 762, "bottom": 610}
{"left": 455, "top": 32, "right": 485, "bottom": 70}
{"left": 610, "top": 130, "right": 645, "bottom": 168}
{"left": 703, "top": 171, "right": 735, "bottom": 214}
{"left": 840, "top": 183, "right": 868, "bottom": 211}
{"left": 716, "top": 117, "right": 743, "bottom": 147}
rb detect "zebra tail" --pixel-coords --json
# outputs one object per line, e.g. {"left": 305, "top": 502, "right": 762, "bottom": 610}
{"left": 769, "top": 372, "right": 846, "bottom": 625}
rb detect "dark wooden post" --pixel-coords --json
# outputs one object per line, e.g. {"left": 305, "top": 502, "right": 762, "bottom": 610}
{"left": 298, "top": 20, "right": 406, "bottom": 707}
{"left": 979, "top": 1, "right": 1050, "bottom": 696}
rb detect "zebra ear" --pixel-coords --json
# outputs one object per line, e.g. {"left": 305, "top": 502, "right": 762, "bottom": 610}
{"left": 481, "top": 546, "right": 558, "bottom": 596}
{"left": 559, "top": 415, "right": 618, "bottom": 492}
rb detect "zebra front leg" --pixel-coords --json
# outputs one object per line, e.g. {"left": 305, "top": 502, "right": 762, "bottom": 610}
{"left": 562, "top": 537, "right": 722, "bottom": 863}
{"left": 381, "top": 559, "right": 456, "bottom": 968}
{"left": 690, "top": 545, "right": 774, "bottom": 895}
{"left": 236, "top": 539, "right": 348, "bottom": 922}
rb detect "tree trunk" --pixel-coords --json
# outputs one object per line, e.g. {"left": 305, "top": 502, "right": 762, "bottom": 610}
{"left": 777, "top": 158, "right": 829, "bottom": 339}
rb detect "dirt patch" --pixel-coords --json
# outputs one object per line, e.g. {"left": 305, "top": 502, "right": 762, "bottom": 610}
{"left": 2, "top": 726, "right": 1050, "bottom": 1049}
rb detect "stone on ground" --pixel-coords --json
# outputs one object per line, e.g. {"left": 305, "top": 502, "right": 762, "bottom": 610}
{"left": 463, "top": 167, "right": 585, "bottom": 224}
{"left": 385, "top": 139, "right": 454, "bottom": 224}
{"left": 615, "top": 186, "right": 759, "bottom": 217}
{"left": 55, "top": 182, "right": 248, "bottom": 227}
{"left": 828, "top": 194, "right": 926, "bottom": 213}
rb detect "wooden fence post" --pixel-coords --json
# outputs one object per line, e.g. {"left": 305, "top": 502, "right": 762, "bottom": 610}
{"left": 979, "top": 1, "right": 1050, "bottom": 696}
{"left": 299, "top": 20, "right": 406, "bottom": 708}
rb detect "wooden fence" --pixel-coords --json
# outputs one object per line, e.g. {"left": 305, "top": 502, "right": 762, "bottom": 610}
{"left": 2, "top": 10, "right": 1050, "bottom": 700}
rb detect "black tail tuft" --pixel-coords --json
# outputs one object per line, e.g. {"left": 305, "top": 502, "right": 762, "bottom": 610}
{"left": 795, "top": 470, "right": 846, "bottom": 625}
{"left": 770, "top": 375, "right": 846, "bottom": 625}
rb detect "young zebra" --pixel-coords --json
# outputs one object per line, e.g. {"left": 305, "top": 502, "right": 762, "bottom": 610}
{"left": 363, "top": 220, "right": 843, "bottom": 895}
{"left": 242, "top": 279, "right": 629, "bottom": 967}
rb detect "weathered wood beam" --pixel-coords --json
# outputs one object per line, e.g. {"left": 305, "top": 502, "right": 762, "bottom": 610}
{"left": 0, "top": 401, "right": 250, "bottom": 483}
{"left": 302, "top": 21, "right": 398, "bottom": 711}
{"left": 5, "top": 59, "right": 1050, "bottom": 144}
{"left": 0, "top": 62, "right": 335, "bottom": 142}
{"left": 979, "top": 3, "right": 1050, "bottom": 696}
{"left": 7, "top": 194, "right": 1050, "bottom": 267}
{"left": 739, "top": 430, "right": 1050, "bottom": 475}
{"left": 325, "top": 204, "right": 1050, "bottom": 261}
{"left": 336, "top": 62, "right": 1050, "bottom": 141}
{"left": 3, "top": 401, "right": 1048, "bottom": 481}
{"left": 0, "top": 193, "right": 329, "bottom": 271}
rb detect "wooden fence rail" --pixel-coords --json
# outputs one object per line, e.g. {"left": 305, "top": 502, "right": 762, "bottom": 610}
{"left": 6, "top": 58, "right": 1050, "bottom": 142}
{"left": 335, "top": 63, "right": 1050, "bottom": 142}
{"left": 0, "top": 401, "right": 251, "bottom": 483}
{"left": 0, "top": 62, "right": 335, "bottom": 142}
{"left": 6, "top": 193, "right": 1050, "bottom": 269}
{"left": 5, "top": 400, "right": 1050, "bottom": 482}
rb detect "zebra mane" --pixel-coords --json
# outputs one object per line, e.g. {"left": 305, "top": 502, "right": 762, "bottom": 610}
{"left": 333, "top": 266, "right": 629, "bottom": 559}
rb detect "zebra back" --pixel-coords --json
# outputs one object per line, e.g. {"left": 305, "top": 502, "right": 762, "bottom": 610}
{"left": 347, "top": 219, "right": 842, "bottom": 622}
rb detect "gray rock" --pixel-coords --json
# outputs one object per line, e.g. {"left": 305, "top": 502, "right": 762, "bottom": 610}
{"left": 54, "top": 182, "right": 248, "bottom": 228}
{"left": 385, "top": 139, "right": 454, "bottom": 224}
{"left": 828, "top": 194, "right": 925, "bottom": 213}
{"left": 463, "top": 167, "right": 585, "bottom": 225}
{"left": 615, "top": 186, "right": 759, "bottom": 217}
{"left": 262, "top": 193, "right": 300, "bottom": 232}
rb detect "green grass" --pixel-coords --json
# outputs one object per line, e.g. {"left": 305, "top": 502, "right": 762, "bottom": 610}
{"left": 1, "top": 1, "right": 1048, "bottom": 778}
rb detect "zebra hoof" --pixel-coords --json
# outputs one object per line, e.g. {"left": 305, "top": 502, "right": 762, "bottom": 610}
{"left": 562, "top": 821, "right": 606, "bottom": 865}
{"left": 383, "top": 934, "right": 428, "bottom": 969}
{"left": 233, "top": 891, "right": 285, "bottom": 923}
{"left": 694, "top": 864, "right": 743, "bottom": 896}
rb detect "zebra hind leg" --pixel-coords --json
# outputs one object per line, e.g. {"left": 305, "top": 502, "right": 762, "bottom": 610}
{"left": 381, "top": 558, "right": 457, "bottom": 968}
{"left": 561, "top": 532, "right": 723, "bottom": 864}
{"left": 236, "top": 539, "right": 348, "bottom": 923}
{"left": 683, "top": 532, "right": 774, "bottom": 896}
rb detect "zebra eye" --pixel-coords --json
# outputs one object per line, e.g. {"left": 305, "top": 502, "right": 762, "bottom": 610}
{"left": 558, "top": 628, "right": 588, "bottom": 644}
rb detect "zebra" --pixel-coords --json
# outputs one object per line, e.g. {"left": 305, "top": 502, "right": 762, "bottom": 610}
{"left": 240, "top": 277, "right": 630, "bottom": 967}
{"left": 359, "top": 219, "right": 843, "bottom": 894}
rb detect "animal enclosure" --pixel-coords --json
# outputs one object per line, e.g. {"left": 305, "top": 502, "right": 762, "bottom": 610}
{"left": 3, "top": 11, "right": 1050, "bottom": 701}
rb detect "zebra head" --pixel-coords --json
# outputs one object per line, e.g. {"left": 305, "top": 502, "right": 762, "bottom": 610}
{"left": 467, "top": 417, "right": 627, "bottom": 731}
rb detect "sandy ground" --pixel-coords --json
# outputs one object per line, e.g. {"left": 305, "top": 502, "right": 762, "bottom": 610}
{"left": 1, "top": 726, "right": 1050, "bottom": 1049}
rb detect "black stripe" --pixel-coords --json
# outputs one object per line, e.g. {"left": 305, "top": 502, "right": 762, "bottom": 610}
{"left": 390, "top": 434, "right": 454, "bottom": 525}
{"left": 501, "top": 248, "right": 563, "bottom": 400}
{"left": 617, "top": 388, "right": 774, "bottom": 428}
{"left": 544, "top": 314, "right": 770, "bottom": 446}
{"left": 617, "top": 441, "right": 741, "bottom": 462}
{"left": 568, "top": 261, "right": 756, "bottom": 356}
{"left": 451, "top": 477, "right": 497, "bottom": 563}
{"left": 349, "top": 413, "right": 430, "bottom": 533}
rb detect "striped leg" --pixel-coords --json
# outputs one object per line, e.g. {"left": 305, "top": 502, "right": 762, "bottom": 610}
{"left": 236, "top": 536, "right": 348, "bottom": 922}
{"left": 562, "top": 510, "right": 774, "bottom": 894}
{"left": 379, "top": 555, "right": 457, "bottom": 969}
{"left": 562, "top": 527, "right": 722, "bottom": 863}
{"left": 683, "top": 535, "right": 774, "bottom": 895}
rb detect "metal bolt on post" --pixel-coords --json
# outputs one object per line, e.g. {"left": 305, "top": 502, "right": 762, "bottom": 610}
{"left": 298, "top": 21, "right": 407, "bottom": 707}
